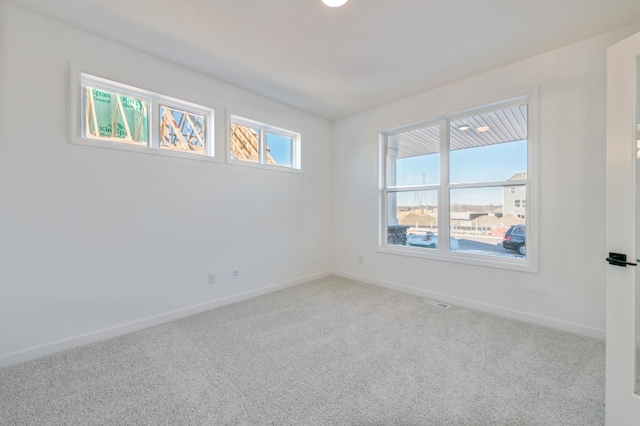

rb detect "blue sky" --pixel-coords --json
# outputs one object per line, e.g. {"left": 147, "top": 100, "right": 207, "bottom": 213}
{"left": 396, "top": 140, "right": 527, "bottom": 206}
{"left": 266, "top": 132, "right": 292, "bottom": 166}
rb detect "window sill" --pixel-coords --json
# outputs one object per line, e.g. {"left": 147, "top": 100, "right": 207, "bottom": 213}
{"left": 377, "top": 245, "right": 538, "bottom": 273}
{"left": 226, "top": 157, "right": 303, "bottom": 174}
{"left": 71, "top": 137, "right": 219, "bottom": 163}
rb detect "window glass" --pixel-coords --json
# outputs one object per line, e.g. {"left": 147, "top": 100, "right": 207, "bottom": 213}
{"left": 387, "top": 124, "right": 440, "bottom": 187}
{"left": 230, "top": 123, "right": 260, "bottom": 163}
{"left": 505, "top": 184, "right": 527, "bottom": 218}
{"left": 266, "top": 132, "right": 292, "bottom": 167}
{"left": 159, "top": 105, "right": 206, "bottom": 154}
{"left": 449, "top": 104, "right": 527, "bottom": 184}
{"left": 387, "top": 190, "right": 438, "bottom": 249}
{"left": 84, "top": 87, "right": 148, "bottom": 145}
{"left": 450, "top": 186, "right": 525, "bottom": 258}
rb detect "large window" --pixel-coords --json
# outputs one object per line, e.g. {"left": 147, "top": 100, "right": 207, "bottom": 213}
{"left": 76, "top": 73, "right": 214, "bottom": 159}
{"left": 380, "top": 96, "right": 536, "bottom": 271}
{"left": 229, "top": 115, "right": 301, "bottom": 170}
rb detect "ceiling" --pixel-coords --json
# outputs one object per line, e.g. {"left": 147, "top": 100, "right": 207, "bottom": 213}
{"left": 389, "top": 103, "right": 528, "bottom": 158}
{"left": 8, "top": 0, "right": 640, "bottom": 120}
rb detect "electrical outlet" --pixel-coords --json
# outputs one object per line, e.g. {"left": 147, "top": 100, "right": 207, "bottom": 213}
{"left": 208, "top": 273, "right": 216, "bottom": 284}
{"left": 232, "top": 269, "right": 239, "bottom": 279}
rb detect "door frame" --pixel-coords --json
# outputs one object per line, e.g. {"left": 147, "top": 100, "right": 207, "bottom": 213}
{"left": 606, "top": 29, "right": 640, "bottom": 424}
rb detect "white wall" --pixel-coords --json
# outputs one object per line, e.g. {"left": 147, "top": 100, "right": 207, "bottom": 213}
{"left": 3, "top": 1, "right": 639, "bottom": 369}
{"left": 0, "top": 3, "right": 333, "bottom": 366}
{"left": 332, "top": 24, "right": 640, "bottom": 339}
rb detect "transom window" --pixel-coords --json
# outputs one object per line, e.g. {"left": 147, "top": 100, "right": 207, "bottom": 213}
{"left": 159, "top": 105, "right": 207, "bottom": 154}
{"left": 229, "top": 115, "right": 301, "bottom": 170}
{"left": 380, "top": 95, "right": 536, "bottom": 271}
{"left": 77, "top": 73, "right": 214, "bottom": 159}
{"left": 84, "top": 86, "right": 149, "bottom": 145}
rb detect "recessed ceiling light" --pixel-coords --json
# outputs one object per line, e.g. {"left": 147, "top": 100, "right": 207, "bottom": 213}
{"left": 458, "top": 124, "right": 470, "bottom": 131}
{"left": 323, "top": 0, "right": 348, "bottom": 7}
{"left": 476, "top": 126, "right": 490, "bottom": 133}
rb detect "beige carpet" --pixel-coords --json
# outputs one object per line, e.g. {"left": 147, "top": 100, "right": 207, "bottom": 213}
{"left": 0, "top": 276, "right": 605, "bottom": 425}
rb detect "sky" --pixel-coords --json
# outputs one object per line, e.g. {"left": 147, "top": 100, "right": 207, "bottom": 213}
{"left": 396, "top": 139, "right": 527, "bottom": 206}
{"left": 266, "top": 132, "right": 292, "bottom": 166}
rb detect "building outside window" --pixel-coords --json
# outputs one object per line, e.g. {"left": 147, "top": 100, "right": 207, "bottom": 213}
{"left": 504, "top": 176, "right": 527, "bottom": 218}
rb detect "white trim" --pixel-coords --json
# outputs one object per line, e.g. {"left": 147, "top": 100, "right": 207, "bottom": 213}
{"left": 334, "top": 270, "right": 605, "bottom": 339}
{"left": 0, "top": 271, "right": 332, "bottom": 369}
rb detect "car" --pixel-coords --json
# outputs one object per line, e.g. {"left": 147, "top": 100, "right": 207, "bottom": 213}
{"left": 502, "top": 225, "right": 525, "bottom": 255}
{"left": 406, "top": 231, "right": 460, "bottom": 250}
{"left": 407, "top": 231, "right": 437, "bottom": 247}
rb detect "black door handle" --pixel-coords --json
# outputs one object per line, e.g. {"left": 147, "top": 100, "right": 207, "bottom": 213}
{"left": 606, "top": 252, "right": 637, "bottom": 267}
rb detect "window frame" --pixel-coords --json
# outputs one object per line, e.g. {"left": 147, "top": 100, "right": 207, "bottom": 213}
{"left": 378, "top": 92, "right": 538, "bottom": 273}
{"left": 71, "top": 69, "right": 216, "bottom": 162}
{"left": 227, "top": 114, "right": 302, "bottom": 172}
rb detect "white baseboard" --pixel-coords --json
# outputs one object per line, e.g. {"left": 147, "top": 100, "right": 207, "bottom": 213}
{"left": 0, "top": 271, "right": 332, "bottom": 369}
{"left": 333, "top": 270, "right": 606, "bottom": 340}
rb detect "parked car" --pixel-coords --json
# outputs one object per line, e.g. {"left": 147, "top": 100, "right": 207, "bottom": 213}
{"left": 406, "top": 232, "right": 460, "bottom": 250}
{"left": 502, "top": 225, "right": 525, "bottom": 255}
{"left": 407, "top": 231, "right": 437, "bottom": 247}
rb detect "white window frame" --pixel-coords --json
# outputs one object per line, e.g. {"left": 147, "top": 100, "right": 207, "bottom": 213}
{"left": 378, "top": 91, "right": 538, "bottom": 273}
{"left": 228, "top": 114, "right": 302, "bottom": 172}
{"left": 71, "top": 69, "right": 215, "bottom": 162}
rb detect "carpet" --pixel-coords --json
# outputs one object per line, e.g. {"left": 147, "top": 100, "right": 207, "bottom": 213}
{"left": 0, "top": 276, "right": 605, "bottom": 425}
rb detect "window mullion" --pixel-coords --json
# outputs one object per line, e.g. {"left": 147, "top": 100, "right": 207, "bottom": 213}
{"left": 439, "top": 118, "right": 450, "bottom": 252}
{"left": 149, "top": 101, "right": 159, "bottom": 149}
{"left": 258, "top": 128, "right": 264, "bottom": 164}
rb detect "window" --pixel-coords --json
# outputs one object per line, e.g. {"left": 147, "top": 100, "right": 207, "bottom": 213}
{"left": 85, "top": 87, "right": 148, "bottom": 145}
{"left": 380, "top": 95, "right": 536, "bottom": 271}
{"left": 229, "top": 115, "right": 301, "bottom": 170}
{"left": 159, "top": 105, "right": 207, "bottom": 154}
{"left": 76, "top": 72, "right": 214, "bottom": 159}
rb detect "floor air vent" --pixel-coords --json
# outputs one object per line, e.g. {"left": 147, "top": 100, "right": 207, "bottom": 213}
{"left": 423, "top": 299, "right": 450, "bottom": 309}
